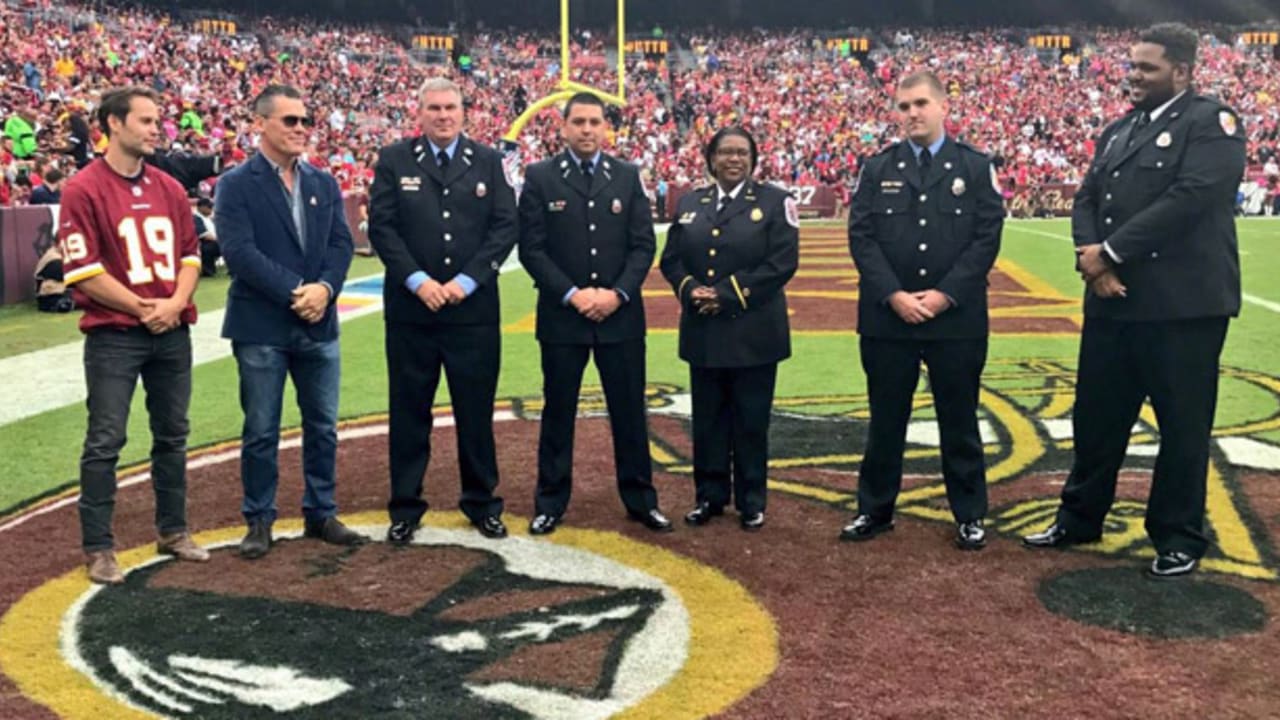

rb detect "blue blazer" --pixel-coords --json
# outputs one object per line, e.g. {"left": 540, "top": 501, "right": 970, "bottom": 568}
{"left": 215, "top": 153, "right": 354, "bottom": 345}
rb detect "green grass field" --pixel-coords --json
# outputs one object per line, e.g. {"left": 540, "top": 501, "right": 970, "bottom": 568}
{"left": 2, "top": 218, "right": 1278, "bottom": 513}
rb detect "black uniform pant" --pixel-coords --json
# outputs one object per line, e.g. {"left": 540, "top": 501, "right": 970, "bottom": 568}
{"left": 535, "top": 338, "right": 656, "bottom": 517}
{"left": 79, "top": 326, "right": 192, "bottom": 552}
{"left": 690, "top": 362, "right": 777, "bottom": 515}
{"left": 857, "top": 335, "right": 988, "bottom": 523}
{"left": 386, "top": 322, "right": 502, "bottom": 525}
{"left": 1057, "top": 316, "right": 1229, "bottom": 558}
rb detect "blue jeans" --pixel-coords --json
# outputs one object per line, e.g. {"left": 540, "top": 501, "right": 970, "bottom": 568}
{"left": 233, "top": 329, "right": 340, "bottom": 525}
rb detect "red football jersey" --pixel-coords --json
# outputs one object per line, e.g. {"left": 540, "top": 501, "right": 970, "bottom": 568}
{"left": 60, "top": 159, "right": 201, "bottom": 332}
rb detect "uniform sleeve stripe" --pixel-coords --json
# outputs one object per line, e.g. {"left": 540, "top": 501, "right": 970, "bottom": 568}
{"left": 180, "top": 256, "right": 202, "bottom": 267}
{"left": 677, "top": 276, "right": 693, "bottom": 299}
{"left": 64, "top": 263, "right": 106, "bottom": 285}
{"left": 730, "top": 276, "right": 748, "bottom": 310}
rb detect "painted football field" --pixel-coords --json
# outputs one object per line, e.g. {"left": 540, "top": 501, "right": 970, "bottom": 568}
{"left": 2, "top": 218, "right": 1280, "bottom": 718}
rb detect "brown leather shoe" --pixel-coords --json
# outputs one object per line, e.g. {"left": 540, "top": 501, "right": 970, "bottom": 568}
{"left": 157, "top": 533, "right": 211, "bottom": 562}
{"left": 86, "top": 550, "right": 124, "bottom": 585}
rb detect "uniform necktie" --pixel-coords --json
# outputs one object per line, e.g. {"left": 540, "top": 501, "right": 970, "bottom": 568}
{"left": 718, "top": 195, "right": 732, "bottom": 214}
{"left": 1128, "top": 112, "right": 1150, "bottom": 147}
{"left": 918, "top": 147, "right": 932, "bottom": 171}
{"left": 580, "top": 159, "right": 593, "bottom": 179}
{"left": 437, "top": 149, "right": 450, "bottom": 168}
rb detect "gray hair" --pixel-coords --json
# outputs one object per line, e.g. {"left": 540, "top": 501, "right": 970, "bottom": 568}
{"left": 418, "top": 77, "right": 464, "bottom": 102}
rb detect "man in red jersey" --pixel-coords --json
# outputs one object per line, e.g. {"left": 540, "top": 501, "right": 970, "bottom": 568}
{"left": 60, "top": 86, "right": 210, "bottom": 585}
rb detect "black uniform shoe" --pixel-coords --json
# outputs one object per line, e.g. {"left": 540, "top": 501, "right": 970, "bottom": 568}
{"left": 238, "top": 521, "right": 273, "bottom": 559}
{"left": 955, "top": 519, "right": 987, "bottom": 550}
{"left": 529, "top": 514, "right": 560, "bottom": 536}
{"left": 386, "top": 521, "right": 419, "bottom": 546}
{"left": 474, "top": 515, "right": 508, "bottom": 539}
{"left": 839, "top": 514, "right": 893, "bottom": 542}
{"left": 629, "top": 508, "right": 674, "bottom": 532}
{"left": 1021, "top": 522, "right": 1100, "bottom": 549}
{"left": 740, "top": 512, "right": 765, "bottom": 532}
{"left": 304, "top": 517, "right": 367, "bottom": 546}
{"left": 1148, "top": 551, "right": 1198, "bottom": 579}
{"left": 684, "top": 501, "right": 724, "bottom": 526}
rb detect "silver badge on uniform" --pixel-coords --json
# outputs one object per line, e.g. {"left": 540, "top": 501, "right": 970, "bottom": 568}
{"left": 1156, "top": 131, "right": 1172, "bottom": 148}
{"left": 951, "top": 178, "right": 967, "bottom": 197}
{"left": 476, "top": 182, "right": 488, "bottom": 198}
{"left": 611, "top": 198, "right": 623, "bottom": 214}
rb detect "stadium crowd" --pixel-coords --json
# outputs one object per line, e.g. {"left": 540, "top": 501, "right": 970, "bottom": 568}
{"left": 3, "top": 0, "right": 1280, "bottom": 209}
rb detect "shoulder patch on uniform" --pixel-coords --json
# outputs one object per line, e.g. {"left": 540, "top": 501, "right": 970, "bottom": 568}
{"left": 1219, "top": 110, "right": 1239, "bottom": 136}
{"left": 784, "top": 196, "right": 800, "bottom": 228}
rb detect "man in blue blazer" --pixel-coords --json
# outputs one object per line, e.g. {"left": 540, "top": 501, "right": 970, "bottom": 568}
{"left": 215, "top": 84, "right": 362, "bottom": 559}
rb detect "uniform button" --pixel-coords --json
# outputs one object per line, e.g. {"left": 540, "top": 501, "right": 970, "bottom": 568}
{"left": 918, "top": 218, "right": 927, "bottom": 227}
{"left": 1105, "top": 193, "right": 1112, "bottom": 201}
{"left": 1112, "top": 170, "right": 1120, "bottom": 178}
{"left": 918, "top": 268, "right": 927, "bottom": 277}
{"left": 443, "top": 211, "right": 451, "bottom": 219}
{"left": 712, "top": 228, "right": 721, "bottom": 237}
{"left": 590, "top": 248, "right": 598, "bottom": 256}
{"left": 886, "top": 209, "right": 894, "bottom": 215}
{"left": 444, "top": 233, "right": 452, "bottom": 241}
{"left": 708, "top": 269, "right": 716, "bottom": 278}
{"left": 1156, "top": 161, "right": 1164, "bottom": 168}
{"left": 443, "top": 188, "right": 450, "bottom": 196}
{"left": 920, "top": 194, "right": 927, "bottom": 202}
{"left": 1105, "top": 217, "right": 1113, "bottom": 225}
{"left": 1151, "top": 251, "right": 1159, "bottom": 259}
{"left": 590, "top": 272, "right": 598, "bottom": 280}
{"left": 709, "top": 249, "right": 717, "bottom": 257}
{"left": 590, "top": 223, "right": 597, "bottom": 232}
{"left": 588, "top": 201, "right": 595, "bottom": 208}
{"left": 955, "top": 208, "right": 962, "bottom": 215}
{"left": 444, "top": 258, "right": 452, "bottom": 265}
{"left": 918, "top": 243, "right": 928, "bottom": 251}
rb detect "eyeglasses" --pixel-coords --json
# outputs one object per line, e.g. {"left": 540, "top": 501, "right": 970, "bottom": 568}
{"left": 715, "top": 148, "right": 751, "bottom": 158}
{"left": 273, "top": 114, "right": 315, "bottom": 128}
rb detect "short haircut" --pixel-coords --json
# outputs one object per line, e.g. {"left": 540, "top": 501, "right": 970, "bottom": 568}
{"left": 896, "top": 71, "right": 946, "bottom": 97}
{"left": 703, "top": 126, "right": 759, "bottom": 177}
{"left": 44, "top": 168, "right": 65, "bottom": 184}
{"left": 252, "top": 84, "right": 303, "bottom": 117}
{"left": 419, "top": 76, "right": 463, "bottom": 102}
{"left": 1140, "top": 23, "right": 1198, "bottom": 69}
{"left": 563, "top": 91, "right": 606, "bottom": 119}
{"left": 196, "top": 197, "right": 214, "bottom": 210}
{"left": 96, "top": 86, "right": 161, "bottom": 137}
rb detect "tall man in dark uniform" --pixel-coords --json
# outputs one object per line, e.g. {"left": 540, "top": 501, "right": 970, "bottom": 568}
{"left": 842, "top": 71, "right": 1004, "bottom": 550}
{"left": 518, "top": 92, "right": 672, "bottom": 535}
{"left": 1023, "top": 24, "right": 1246, "bottom": 579}
{"left": 368, "top": 77, "right": 518, "bottom": 543}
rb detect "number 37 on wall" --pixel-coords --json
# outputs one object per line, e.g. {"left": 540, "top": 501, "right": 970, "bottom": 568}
{"left": 60, "top": 216, "right": 177, "bottom": 285}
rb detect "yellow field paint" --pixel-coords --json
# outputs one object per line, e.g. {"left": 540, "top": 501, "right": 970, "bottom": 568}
{"left": 1204, "top": 460, "right": 1265, "bottom": 565}
{"left": 997, "top": 258, "right": 1072, "bottom": 300}
{"left": 1211, "top": 370, "right": 1280, "bottom": 437}
{"left": 784, "top": 289, "right": 859, "bottom": 301}
{"left": 767, "top": 478, "right": 855, "bottom": 506}
{"left": 503, "top": 313, "right": 538, "bottom": 333}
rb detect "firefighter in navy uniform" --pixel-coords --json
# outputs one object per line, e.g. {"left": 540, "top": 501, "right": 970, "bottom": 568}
{"left": 842, "top": 71, "right": 1004, "bottom": 550}
{"left": 660, "top": 127, "right": 799, "bottom": 531}
{"left": 518, "top": 92, "right": 673, "bottom": 536}
{"left": 1024, "top": 24, "right": 1246, "bottom": 580}
{"left": 368, "top": 78, "right": 518, "bottom": 544}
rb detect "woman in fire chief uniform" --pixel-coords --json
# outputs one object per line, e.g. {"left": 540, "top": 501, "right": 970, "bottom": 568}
{"left": 659, "top": 127, "right": 800, "bottom": 531}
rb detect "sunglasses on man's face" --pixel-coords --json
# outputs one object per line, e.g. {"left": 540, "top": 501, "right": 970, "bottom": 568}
{"left": 274, "top": 114, "right": 315, "bottom": 128}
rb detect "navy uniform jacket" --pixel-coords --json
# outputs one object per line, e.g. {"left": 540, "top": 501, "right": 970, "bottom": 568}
{"left": 660, "top": 181, "right": 799, "bottom": 368}
{"left": 1072, "top": 91, "right": 1244, "bottom": 321}
{"left": 216, "top": 153, "right": 354, "bottom": 345}
{"left": 847, "top": 138, "right": 1004, "bottom": 340}
{"left": 518, "top": 151, "right": 655, "bottom": 345}
{"left": 368, "top": 135, "right": 517, "bottom": 326}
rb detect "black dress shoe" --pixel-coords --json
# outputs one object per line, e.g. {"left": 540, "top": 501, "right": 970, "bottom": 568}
{"left": 238, "top": 521, "right": 272, "bottom": 559}
{"left": 1021, "top": 522, "right": 1100, "bottom": 549}
{"left": 1148, "top": 551, "right": 1198, "bottom": 579}
{"left": 386, "top": 520, "right": 419, "bottom": 546}
{"left": 529, "top": 514, "right": 560, "bottom": 536}
{"left": 684, "top": 501, "right": 724, "bottom": 526}
{"left": 629, "top": 508, "right": 674, "bottom": 533}
{"left": 305, "top": 517, "right": 367, "bottom": 546}
{"left": 740, "top": 512, "right": 765, "bottom": 532}
{"left": 955, "top": 519, "right": 987, "bottom": 551}
{"left": 474, "top": 515, "right": 508, "bottom": 539}
{"left": 839, "top": 514, "right": 893, "bottom": 542}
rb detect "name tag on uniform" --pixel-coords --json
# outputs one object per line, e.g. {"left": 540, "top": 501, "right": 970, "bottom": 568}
{"left": 880, "top": 180, "right": 904, "bottom": 195}
{"left": 678, "top": 211, "right": 697, "bottom": 224}
{"left": 548, "top": 200, "right": 567, "bottom": 212}
{"left": 400, "top": 177, "right": 422, "bottom": 192}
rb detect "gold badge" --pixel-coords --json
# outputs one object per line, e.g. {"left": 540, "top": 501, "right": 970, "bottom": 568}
{"left": 476, "top": 182, "right": 488, "bottom": 198}
{"left": 1219, "top": 111, "right": 1238, "bottom": 136}
{"left": 951, "top": 178, "right": 967, "bottom": 196}
{"left": 750, "top": 208, "right": 764, "bottom": 222}
{"left": 1156, "top": 131, "right": 1172, "bottom": 148}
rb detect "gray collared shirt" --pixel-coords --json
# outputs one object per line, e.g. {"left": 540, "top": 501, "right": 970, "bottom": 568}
{"left": 263, "top": 154, "right": 305, "bottom": 246}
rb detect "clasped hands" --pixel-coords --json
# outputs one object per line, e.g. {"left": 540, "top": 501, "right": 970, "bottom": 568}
{"left": 291, "top": 283, "right": 332, "bottom": 324}
{"left": 414, "top": 279, "right": 468, "bottom": 312}
{"left": 137, "top": 297, "right": 185, "bottom": 334}
{"left": 1075, "top": 244, "right": 1127, "bottom": 299}
{"left": 888, "top": 289, "right": 952, "bottom": 325}
{"left": 570, "top": 287, "right": 623, "bottom": 323}
{"left": 689, "top": 286, "right": 722, "bottom": 316}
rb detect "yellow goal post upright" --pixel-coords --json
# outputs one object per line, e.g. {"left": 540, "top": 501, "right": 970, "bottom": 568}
{"left": 499, "top": 0, "right": 628, "bottom": 184}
